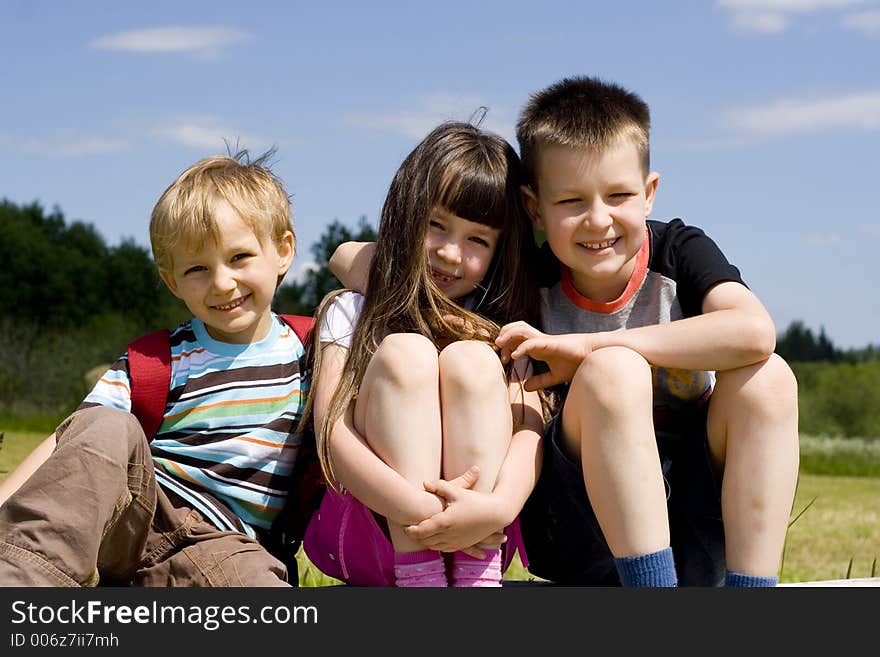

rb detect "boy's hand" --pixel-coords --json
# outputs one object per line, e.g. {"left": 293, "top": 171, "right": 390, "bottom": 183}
{"left": 496, "top": 321, "right": 593, "bottom": 391}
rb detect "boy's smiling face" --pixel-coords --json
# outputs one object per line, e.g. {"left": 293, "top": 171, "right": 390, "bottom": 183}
{"left": 159, "top": 198, "right": 294, "bottom": 344}
{"left": 522, "top": 138, "right": 658, "bottom": 302}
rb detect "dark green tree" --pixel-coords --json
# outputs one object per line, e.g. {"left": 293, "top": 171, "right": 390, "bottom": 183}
{"left": 776, "top": 321, "right": 841, "bottom": 362}
{"left": 274, "top": 216, "right": 377, "bottom": 316}
{"left": 777, "top": 320, "right": 878, "bottom": 364}
{"left": 0, "top": 199, "right": 188, "bottom": 424}
{"left": 815, "top": 326, "right": 837, "bottom": 362}
{"left": 0, "top": 199, "right": 184, "bottom": 332}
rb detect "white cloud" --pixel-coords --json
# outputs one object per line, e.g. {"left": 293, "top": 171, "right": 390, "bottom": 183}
{"left": 343, "top": 94, "right": 516, "bottom": 145}
{"left": 841, "top": 9, "right": 880, "bottom": 34}
{"left": 8, "top": 135, "right": 129, "bottom": 157}
{"left": 804, "top": 233, "right": 841, "bottom": 246}
{"left": 89, "top": 26, "right": 251, "bottom": 55}
{"left": 283, "top": 260, "right": 320, "bottom": 285}
{"left": 724, "top": 90, "right": 880, "bottom": 136}
{"left": 718, "top": 0, "right": 865, "bottom": 11}
{"left": 717, "top": 0, "right": 867, "bottom": 33}
{"left": 152, "top": 117, "right": 271, "bottom": 152}
{"left": 731, "top": 11, "right": 790, "bottom": 31}
{"left": 344, "top": 111, "right": 449, "bottom": 140}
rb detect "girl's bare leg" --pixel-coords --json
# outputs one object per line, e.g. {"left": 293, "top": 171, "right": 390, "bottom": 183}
{"left": 439, "top": 340, "right": 512, "bottom": 585}
{"left": 438, "top": 341, "right": 511, "bottom": 492}
{"left": 354, "top": 333, "right": 442, "bottom": 552}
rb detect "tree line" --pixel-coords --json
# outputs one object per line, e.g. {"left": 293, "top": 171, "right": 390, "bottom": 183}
{"left": 0, "top": 199, "right": 876, "bottom": 437}
{"left": 776, "top": 321, "right": 879, "bottom": 364}
{"left": 0, "top": 199, "right": 374, "bottom": 427}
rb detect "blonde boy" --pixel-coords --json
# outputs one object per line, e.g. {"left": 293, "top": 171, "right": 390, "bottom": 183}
{"left": 0, "top": 151, "right": 309, "bottom": 586}
{"left": 496, "top": 76, "right": 800, "bottom": 587}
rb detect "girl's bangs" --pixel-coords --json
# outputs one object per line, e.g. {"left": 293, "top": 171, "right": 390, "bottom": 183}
{"left": 436, "top": 164, "right": 508, "bottom": 230}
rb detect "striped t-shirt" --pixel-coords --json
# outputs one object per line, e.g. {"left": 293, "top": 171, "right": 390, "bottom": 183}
{"left": 80, "top": 313, "right": 309, "bottom": 537}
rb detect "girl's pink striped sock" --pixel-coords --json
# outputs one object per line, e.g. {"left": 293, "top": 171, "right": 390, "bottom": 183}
{"left": 451, "top": 549, "right": 503, "bottom": 587}
{"left": 393, "top": 549, "right": 448, "bottom": 587}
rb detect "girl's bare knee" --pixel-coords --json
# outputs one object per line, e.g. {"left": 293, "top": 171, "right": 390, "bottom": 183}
{"left": 438, "top": 340, "right": 503, "bottom": 392}
{"left": 372, "top": 333, "right": 439, "bottom": 387}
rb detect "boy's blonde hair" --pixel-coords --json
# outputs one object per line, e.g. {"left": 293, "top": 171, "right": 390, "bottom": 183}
{"left": 150, "top": 149, "right": 294, "bottom": 272}
{"left": 516, "top": 76, "right": 651, "bottom": 188}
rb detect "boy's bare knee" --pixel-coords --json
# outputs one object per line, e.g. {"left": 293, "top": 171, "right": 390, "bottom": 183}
{"left": 716, "top": 353, "right": 798, "bottom": 414}
{"left": 438, "top": 341, "right": 503, "bottom": 392}
{"left": 373, "top": 333, "right": 439, "bottom": 386}
{"left": 764, "top": 353, "right": 797, "bottom": 390}
{"left": 570, "top": 346, "right": 652, "bottom": 407}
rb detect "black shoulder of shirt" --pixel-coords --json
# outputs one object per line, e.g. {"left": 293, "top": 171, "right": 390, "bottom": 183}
{"left": 647, "top": 217, "right": 708, "bottom": 244}
{"left": 535, "top": 240, "right": 561, "bottom": 288}
{"left": 647, "top": 217, "right": 720, "bottom": 271}
{"left": 647, "top": 217, "right": 747, "bottom": 317}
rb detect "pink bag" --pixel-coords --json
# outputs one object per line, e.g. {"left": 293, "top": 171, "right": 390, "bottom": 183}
{"left": 304, "top": 487, "right": 395, "bottom": 586}
{"left": 303, "top": 487, "right": 528, "bottom": 586}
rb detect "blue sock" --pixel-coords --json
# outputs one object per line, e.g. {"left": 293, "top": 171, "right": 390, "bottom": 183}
{"left": 725, "top": 570, "right": 778, "bottom": 587}
{"left": 614, "top": 547, "right": 677, "bottom": 587}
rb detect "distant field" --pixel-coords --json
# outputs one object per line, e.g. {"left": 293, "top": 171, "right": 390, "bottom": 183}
{"left": 2, "top": 430, "right": 877, "bottom": 585}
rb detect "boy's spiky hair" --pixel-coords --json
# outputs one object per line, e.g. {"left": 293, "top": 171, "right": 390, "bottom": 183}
{"left": 150, "top": 148, "right": 294, "bottom": 272}
{"left": 516, "top": 76, "right": 651, "bottom": 187}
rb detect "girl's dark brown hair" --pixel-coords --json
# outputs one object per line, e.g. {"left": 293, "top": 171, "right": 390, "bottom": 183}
{"left": 301, "top": 121, "right": 539, "bottom": 485}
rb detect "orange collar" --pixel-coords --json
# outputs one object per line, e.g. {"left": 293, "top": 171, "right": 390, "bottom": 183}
{"left": 560, "top": 227, "right": 650, "bottom": 313}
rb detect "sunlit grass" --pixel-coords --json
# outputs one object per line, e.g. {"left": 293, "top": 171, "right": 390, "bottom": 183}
{"left": 291, "top": 473, "right": 880, "bottom": 586}
{"left": 780, "top": 473, "right": 879, "bottom": 582}
{"left": 3, "top": 430, "right": 877, "bottom": 585}
{"left": 0, "top": 430, "right": 50, "bottom": 477}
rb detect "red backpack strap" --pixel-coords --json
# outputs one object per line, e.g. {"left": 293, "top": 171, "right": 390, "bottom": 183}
{"left": 278, "top": 314, "right": 315, "bottom": 345}
{"left": 269, "top": 313, "right": 326, "bottom": 550}
{"left": 127, "top": 329, "right": 172, "bottom": 440}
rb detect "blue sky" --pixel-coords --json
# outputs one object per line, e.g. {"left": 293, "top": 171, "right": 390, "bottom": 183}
{"left": 2, "top": 0, "right": 878, "bottom": 348}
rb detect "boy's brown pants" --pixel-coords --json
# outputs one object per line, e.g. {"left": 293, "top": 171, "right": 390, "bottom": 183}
{"left": 0, "top": 406, "right": 290, "bottom": 587}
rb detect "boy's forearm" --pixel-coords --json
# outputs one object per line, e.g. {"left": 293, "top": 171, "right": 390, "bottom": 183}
{"left": 591, "top": 307, "right": 776, "bottom": 372}
{"left": 581, "top": 279, "right": 776, "bottom": 371}
{"left": 329, "top": 241, "right": 374, "bottom": 292}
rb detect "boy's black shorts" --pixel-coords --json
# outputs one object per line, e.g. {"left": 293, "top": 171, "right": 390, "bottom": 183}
{"left": 520, "top": 402, "right": 725, "bottom": 586}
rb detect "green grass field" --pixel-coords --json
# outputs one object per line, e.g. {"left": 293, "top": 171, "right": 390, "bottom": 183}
{"left": 2, "top": 430, "right": 877, "bottom": 585}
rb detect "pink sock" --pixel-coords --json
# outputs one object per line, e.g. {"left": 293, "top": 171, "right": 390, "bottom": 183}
{"left": 451, "top": 549, "right": 503, "bottom": 587}
{"left": 393, "top": 549, "right": 448, "bottom": 587}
